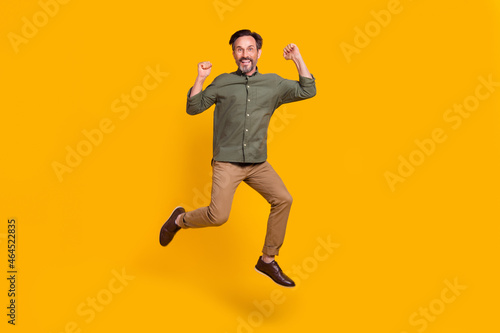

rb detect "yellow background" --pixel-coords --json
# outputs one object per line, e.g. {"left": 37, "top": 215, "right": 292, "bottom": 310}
{"left": 1, "top": 0, "right": 499, "bottom": 332}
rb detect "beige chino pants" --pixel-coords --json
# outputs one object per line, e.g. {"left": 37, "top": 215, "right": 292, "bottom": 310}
{"left": 177, "top": 161, "right": 292, "bottom": 256}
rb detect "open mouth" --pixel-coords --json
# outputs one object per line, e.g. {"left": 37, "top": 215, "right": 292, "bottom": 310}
{"left": 240, "top": 59, "right": 252, "bottom": 66}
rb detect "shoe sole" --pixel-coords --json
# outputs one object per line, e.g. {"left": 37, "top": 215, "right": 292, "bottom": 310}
{"left": 159, "top": 206, "right": 184, "bottom": 247}
{"left": 254, "top": 267, "right": 296, "bottom": 288}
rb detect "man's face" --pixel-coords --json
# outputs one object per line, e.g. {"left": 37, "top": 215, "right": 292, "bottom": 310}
{"left": 232, "top": 36, "right": 262, "bottom": 75}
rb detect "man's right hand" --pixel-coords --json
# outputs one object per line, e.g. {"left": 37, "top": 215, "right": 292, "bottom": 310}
{"left": 197, "top": 61, "right": 212, "bottom": 79}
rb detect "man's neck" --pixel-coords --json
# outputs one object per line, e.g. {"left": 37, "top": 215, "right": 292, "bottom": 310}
{"left": 236, "top": 67, "right": 259, "bottom": 77}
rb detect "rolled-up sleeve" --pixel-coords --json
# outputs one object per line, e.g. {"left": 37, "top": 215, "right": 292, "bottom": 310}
{"left": 186, "top": 81, "right": 217, "bottom": 115}
{"left": 277, "top": 75, "right": 316, "bottom": 106}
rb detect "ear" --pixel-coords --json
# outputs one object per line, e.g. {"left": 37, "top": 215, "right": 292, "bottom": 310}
{"left": 257, "top": 49, "right": 262, "bottom": 59}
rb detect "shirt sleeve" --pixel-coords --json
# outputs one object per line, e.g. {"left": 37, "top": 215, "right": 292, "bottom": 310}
{"left": 186, "top": 80, "right": 218, "bottom": 115}
{"left": 276, "top": 74, "right": 316, "bottom": 107}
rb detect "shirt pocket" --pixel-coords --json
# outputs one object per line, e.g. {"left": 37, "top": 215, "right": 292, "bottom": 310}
{"left": 254, "top": 86, "right": 277, "bottom": 110}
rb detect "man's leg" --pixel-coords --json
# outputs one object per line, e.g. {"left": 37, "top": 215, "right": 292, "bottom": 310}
{"left": 244, "top": 161, "right": 293, "bottom": 257}
{"left": 177, "top": 161, "right": 244, "bottom": 229}
{"left": 160, "top": 161, "right": 244, "bottom": 247}
{"left": 245, "top": 161, "right": 295, "bottom": 287}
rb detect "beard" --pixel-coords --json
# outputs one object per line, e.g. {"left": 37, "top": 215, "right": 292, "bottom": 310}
{"left": 238, "top": 57, "right": 255, "bottom": 74}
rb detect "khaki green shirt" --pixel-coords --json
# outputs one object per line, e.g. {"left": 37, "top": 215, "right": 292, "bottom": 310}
{"left": 186, "top": 68, "right": 316, "bottom": 163}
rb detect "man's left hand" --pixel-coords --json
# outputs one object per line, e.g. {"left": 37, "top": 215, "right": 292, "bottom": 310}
{"left": 283, "top": 43, "right": 302, "bottom": 61}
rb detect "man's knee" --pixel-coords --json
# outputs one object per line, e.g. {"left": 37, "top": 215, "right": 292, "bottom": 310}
{"left": 207, "top": 209, "right": 230, "bottom": 226}
{"left": 274, "top": 192, "right": 293, "bottom": 207}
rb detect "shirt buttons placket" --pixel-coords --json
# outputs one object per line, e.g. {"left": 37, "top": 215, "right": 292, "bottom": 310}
{"left": 243, "top": 78, "right": 250, "bottom": 159}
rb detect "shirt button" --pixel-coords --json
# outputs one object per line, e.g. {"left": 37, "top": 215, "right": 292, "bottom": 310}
{"left": 247, "top": 85, "right": 250, "bottom": 88}
{"left": 247, "top": 99, "right": 250, "bottom": 102}
{"left": 244, "top": 144, "right": 247, "bottom": 147}
{"left": 245, "top": 129, "right": 248, "bottom": 132}
{"left": 247, "top": 114, "right": 250, "bottom": 116}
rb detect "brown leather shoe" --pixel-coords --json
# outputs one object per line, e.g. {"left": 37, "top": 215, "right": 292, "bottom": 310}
{"left": 159, "top": 206, "right": 185, "bottom": 247}
{"left": 255, "top": 256, "right": 296, "bottom": 288}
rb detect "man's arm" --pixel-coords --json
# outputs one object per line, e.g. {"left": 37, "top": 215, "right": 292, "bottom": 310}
{"left": 276, "top": 44, "right": 316, "bottom": 106}
{"left": 190, "top": 61, "right": 212, "bottom": 97}
{"left": 186, "top": 61, "right": 217, "bottom": 115}
{"left": 283, "top": 44, "right": 312, "bottom": 79}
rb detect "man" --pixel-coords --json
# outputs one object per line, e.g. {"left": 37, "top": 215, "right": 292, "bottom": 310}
{"left": 160, "top": 29, "right": 316, "bottom": 287}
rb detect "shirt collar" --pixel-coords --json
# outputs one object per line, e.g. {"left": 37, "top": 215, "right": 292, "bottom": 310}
{"left": 235, "top": 67, "right": 259, "bottom": 77}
